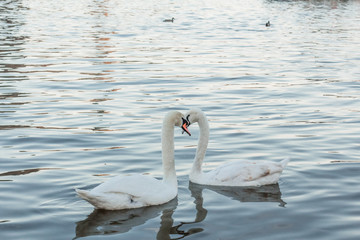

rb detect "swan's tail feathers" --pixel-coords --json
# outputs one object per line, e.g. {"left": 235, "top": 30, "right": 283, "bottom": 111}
{"left": 76, "top": 188, "right": 103, "bottom": 207}
{"left": 76, "top": 189, "right": 111, "bottom": 209}
{"left": 75, "top": 189, "right": 93, "bottom": 202}
{"left": 281, "top": 157, "right": 290, "bottom": 168}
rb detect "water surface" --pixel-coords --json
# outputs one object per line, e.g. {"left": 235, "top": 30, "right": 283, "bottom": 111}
{"left": 1, "top": 0, "right": 360, "bottom": 239}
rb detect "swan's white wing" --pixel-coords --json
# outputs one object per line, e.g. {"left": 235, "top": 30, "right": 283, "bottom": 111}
{"left": 76, "top": 174, "right": 176, "bottom": 210}
{"left": 93, "top": 175, "right": 159, "bottom": 196}
{"left": 210, "top": 161, "right": 285, "bottom": 183}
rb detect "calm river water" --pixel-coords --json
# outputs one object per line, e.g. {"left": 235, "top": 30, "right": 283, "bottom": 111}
{"left": 1, "top": 0, "right": 360, "bottom": 239}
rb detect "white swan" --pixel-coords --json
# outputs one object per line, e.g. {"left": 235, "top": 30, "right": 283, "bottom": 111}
{"left": 76, "top": 111, "right": 191, "bottom": 210}
{"left": 185, "top": 108, "right": 289, "bottom": 187}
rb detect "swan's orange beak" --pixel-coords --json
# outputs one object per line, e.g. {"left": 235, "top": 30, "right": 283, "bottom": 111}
{"left": 181, "top": 118, "right": 191, "bottom": 136}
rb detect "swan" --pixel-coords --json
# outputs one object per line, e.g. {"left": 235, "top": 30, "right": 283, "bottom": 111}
{"left": 76, "top": 111, "right": 191, "bottom": 210}
{"left": 184, "top": 108, "right": 289, "bottom": 187}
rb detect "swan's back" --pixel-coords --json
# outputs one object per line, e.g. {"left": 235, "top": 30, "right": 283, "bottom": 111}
{"left": 192, "top": 158, "right": 289, "bottom": 187}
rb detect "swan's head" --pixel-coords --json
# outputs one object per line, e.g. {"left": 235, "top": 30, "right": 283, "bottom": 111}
{"left": 167, "top": 111, "right": 191, "bottom": 136}
{"left": 184, "top": 108, "right": 204, "bottom": 127}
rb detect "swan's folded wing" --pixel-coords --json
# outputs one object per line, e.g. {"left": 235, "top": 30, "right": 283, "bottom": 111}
{"left": 212, "top": 161, "right": 284, "bottom": 183}
{"left": 76, "top": 188, "right": 144, "bottom": 210}
{"left": 90, "top": 174, "right": 175, "bottom": 204}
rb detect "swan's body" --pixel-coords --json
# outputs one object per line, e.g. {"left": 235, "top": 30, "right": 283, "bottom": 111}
{"left": 76, "top": 111, "right": 191, "bottom": 210}
{"left": 185, "top": 108, "right": 289, "bottom": 187}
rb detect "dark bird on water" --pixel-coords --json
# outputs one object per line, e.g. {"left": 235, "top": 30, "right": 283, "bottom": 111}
{"left": 266, "top": 21, "right": 270, "bottom": 27}
{"left": 163, "top": 18, "right": 175, "bottom": 23}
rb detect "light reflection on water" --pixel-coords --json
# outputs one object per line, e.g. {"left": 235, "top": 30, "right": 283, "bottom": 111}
{"left": 1, "top": 0, "right": 360, "bottom": 239}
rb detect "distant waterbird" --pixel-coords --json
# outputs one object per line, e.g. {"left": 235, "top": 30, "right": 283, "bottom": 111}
{"left": 266, "top": 21, "right": 270, "bottom": 27}
{"left": 163, "top": 18, "right": 175, "bottom": 23}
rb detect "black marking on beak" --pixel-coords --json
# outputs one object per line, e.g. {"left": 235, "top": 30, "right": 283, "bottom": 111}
{"left": 181, "top": 117, "right": 191, "bottom": 136}
{"left": 186, "top": 115, "right": 191, "bottom": 127}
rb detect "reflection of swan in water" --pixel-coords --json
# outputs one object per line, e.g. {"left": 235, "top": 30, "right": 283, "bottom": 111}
{"left": 189, "top": 181, "right": 286, "bottom": 207}
{"left": 165, "top": 182, "right": 285, "bottom": 239}
{"left": 74, "top": 194, "right": 205, "bottom": 240}
{"left": 157, "top": 184, "right": 208, "bottom": 239}
{"left": 74, "top": 198, "right": 178, "bottom": 239}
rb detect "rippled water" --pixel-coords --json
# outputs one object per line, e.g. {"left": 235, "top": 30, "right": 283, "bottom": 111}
{"left": 1, "top": 0, "right": 360, "bottom": 239}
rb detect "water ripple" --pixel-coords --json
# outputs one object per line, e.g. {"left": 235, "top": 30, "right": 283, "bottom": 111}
{"left": 1, "top": 0, "right": 360, "bottom": 239}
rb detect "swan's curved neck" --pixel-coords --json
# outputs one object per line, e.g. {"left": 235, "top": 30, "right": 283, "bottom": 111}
{"left": 162, "top": 117, "right": 178, "bottom": 187}
{"left": 191, "top": 113, "right": 209, "bottom": 177}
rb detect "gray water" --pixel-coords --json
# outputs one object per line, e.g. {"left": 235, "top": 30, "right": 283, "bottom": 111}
{"left": 1, "top": 0, "right": 360, "bottom": 239}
